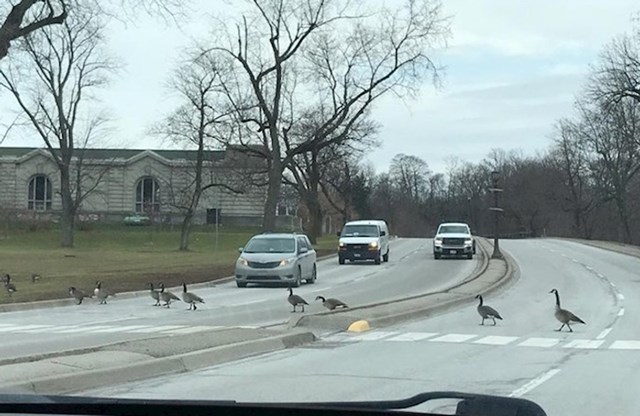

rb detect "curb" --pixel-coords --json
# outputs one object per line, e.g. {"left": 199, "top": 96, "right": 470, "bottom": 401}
{"left": 292, "top": 237, "right": 515, "bottom": 331}
{"left": 1, "top": 331, "right": 315, "bottom": 395}
{"left": 0, "top": 253, "right": 339, "bottom": 313}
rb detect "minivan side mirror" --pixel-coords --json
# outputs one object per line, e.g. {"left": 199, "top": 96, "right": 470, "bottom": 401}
{"left": 380, "top": 230, "right": 386, "bottom": 236}
{"left": 238, "top": 247, "right": 243, "bottom": 253}
{"left": 298, "top": 247, "right": 309, "bottom": 254}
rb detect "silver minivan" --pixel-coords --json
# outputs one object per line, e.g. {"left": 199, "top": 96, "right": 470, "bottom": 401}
{"left": 235, "top": 233, "right": 317, "bottom": 287}
{"left": 337, "top": 220, "right": 390, "bottom": 265}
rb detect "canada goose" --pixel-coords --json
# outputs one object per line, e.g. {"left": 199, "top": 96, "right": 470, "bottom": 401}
{"left": 181, "top": 283, "right": 205, "bottom": 311}
{"left": 287, "top": 287, "right": 308, "bottom": 312}
{"left": 475, "top": 294, "right": 503, "bottom": 326}
{"left": 315, "top": 295, "right": 348, "bottom": 310}
{"left": 4, "top": 274, "right": 16, "bottom": 297}
{"left": 69, "top": 287, "right": 91, "bottom": 305}
{"left": 94, "top": 280, "right": 114, "bottom": 304}
{"left": 159, "top": 283, "right": 181, "bottom": 308}
{"left": 549, "top": 289, "right": 585, "bottom": 332}
{"left": 31, "top": 273, "right": 41, "bottom": 283}
{"left": 147, "top": 283, "right": 160, "bottom": 306}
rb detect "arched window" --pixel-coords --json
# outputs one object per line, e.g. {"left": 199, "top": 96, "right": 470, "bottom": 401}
{"left": 28, "top": 175, "right": 52, "bottom": 211}
{"left": 135, "top": 177, "right": 160, "bottom": 213}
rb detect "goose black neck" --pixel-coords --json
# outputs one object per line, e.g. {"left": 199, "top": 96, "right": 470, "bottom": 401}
{"left": 554, "top": 290, "right": 560, "bottom": 307}
{"left": 477, "top": 295, "right": 483, "bottom": 306}
{"left": 288, "top": 287, "right": 293, "bottom": 295}
{"left": 318, "top": 296, "right": 325, "bottom": 302}
{"left": 183, "top": 283, "right": 187, "bottom": 292}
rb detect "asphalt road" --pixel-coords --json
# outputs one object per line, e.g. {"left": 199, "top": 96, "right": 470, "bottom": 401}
{"left": 85, "top": 239, "right": 640, "bottom": 416}
{"left": 0, "top": 238, "right": 480, "bottom": 361}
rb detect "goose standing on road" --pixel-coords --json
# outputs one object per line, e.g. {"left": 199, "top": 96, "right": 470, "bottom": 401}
{"left": 159, "top": 283, "right": 181, "bottom": 308}
{"left": 147, "top": 282, "right": 161, "bottom": 306}
{"left": 69, "top": 287, "right": 91, "bottom": 305}
{"left": 475, "top": 294, "right": 502, "bottom": 326}
{"left": 287, "top": 287, "right": 308, "bottom": 312}
{"left": 315, "top": 295, "right": 348, "bottom": 310}
{"left": 181, "top": 283, "right": 205, "bottom": 311}
{"left": 549, "top": 289, "right": 585, "bottom": 332}
{"left": 4, "top": 274, "right": 16, "bottom": 297}
{"left": 94, "top": 280, "right": 114, "bottom": 304}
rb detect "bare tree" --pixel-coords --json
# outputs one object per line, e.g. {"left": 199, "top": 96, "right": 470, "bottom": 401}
{"left": 203, "top": 0, "right": 449, "bottom": 231}
{"left": 0, "top": 6, "right": 115, "bottom": 247}
{"left": 389, "top": 154, "right": 430, "bottom": 203}
{"left": 0, "top": 1, "right": 67, "bottom": 61}
{"left": 158, "top": 52, "right": 246, "bottom": 251}
{"left": 550, "top": 119, "right": 596, "bottom": 238}
{"left": 589, "top": 32, "right": 640, "bottom": 106}
{"left": 0, "top": 0, "right": 182, "bottom": 62}
{"left": 577, "top": 98, "right": 640, "bottom": 243}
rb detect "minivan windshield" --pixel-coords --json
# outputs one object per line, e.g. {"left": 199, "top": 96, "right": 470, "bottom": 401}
{"left": 341, "top": 225, "right": 380, "bottom": 237}
{"left": 243, "top": 238, "right": 296, "bottom": 253}
{"left": 438, "top": 225, "right": 469, "bottom": 234}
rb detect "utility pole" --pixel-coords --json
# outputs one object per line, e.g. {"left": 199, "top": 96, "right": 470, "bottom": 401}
{"left": 489, "top": 171, "right": 503, "bottom": 259}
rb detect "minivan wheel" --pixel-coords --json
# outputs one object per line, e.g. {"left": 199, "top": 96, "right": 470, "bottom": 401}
{"left": 466, "top": 252, "right": 473, "bottom": 260}
{"left": 306, "top": 264, "right": 317, "bottom": 284}
{"left": 292, "top": 267, "right": 302, "bottom": 287}
{"left": 434, "top": 252, "right": 441, "bottom": 260}
{"left": 374, "top": 251, "right": 381, "bottom": 265}
{"left": 383, "top": 250, "right": 389, "bottom": 262}
{"left": 236, "top": 281, "right": 247, "bottom": 288}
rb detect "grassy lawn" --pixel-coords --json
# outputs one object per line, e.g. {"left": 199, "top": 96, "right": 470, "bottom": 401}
{"left": 0, "top": 225, "right": 337, "bottom": 304}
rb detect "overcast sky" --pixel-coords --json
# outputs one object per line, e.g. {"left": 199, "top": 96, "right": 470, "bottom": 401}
{"left": 2, "top": 0, "right": 639, "bottom": 174}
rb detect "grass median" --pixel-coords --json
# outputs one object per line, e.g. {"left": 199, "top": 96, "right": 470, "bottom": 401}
{"left": 0, "top": 225, "right": 337, "bottom": 304}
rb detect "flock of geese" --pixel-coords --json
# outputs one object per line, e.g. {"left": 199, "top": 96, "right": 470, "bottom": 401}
{"left": 67, "top": 281, "right": 206, "bottom": 310}
{"left": 4, "top": 273, "right": 586, "bottom": 331}
{"left": 476, "top": 289, "right": 586, "bottom": 332}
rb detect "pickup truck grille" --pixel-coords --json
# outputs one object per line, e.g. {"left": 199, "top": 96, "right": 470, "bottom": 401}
{"left": 346, "top": 244, "right": 369, "bottom": 253}
{"left": 443, "top": 238, "right": 465, "bottom": 245}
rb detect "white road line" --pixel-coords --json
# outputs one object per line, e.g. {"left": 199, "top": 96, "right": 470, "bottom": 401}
{"left": 429, "top": 333, "right": 477, "bottom": 343}
{"left": 13, "top": 325, "right": 58, "bottom": 333}
{"left": 610, "top": 282, "right": 617, "bottom": 288}
{"left": 56, "top": 325, "right": 116, "bottom": 333}
{"left": 617, "top": 293, "right": 625, "bottom": 301}
{"left": 227, "top": 299, "right": 264, "bottom": 307}
{"left": 562, "top": 339, "right": 604, "bottom": 349}
{"left": 473, "top": 336, "right": 519, "bottom": 345}
{"left": 599, "top": 273, "right": 606, "bottom": 279}
{"left": 348, "top": 331, "right": 399, "bottom": 341}
{"left": 0, "top": 324, "right": 51, "bottom": 332}
{"left": 571, "top": 258, "right": 580, "bottom": 263}
{"left": 91, "top": 325, "right": 150, "bottom": 333}
{"left": 129, "top": 325, "right": 187, "bottom": 333}
{"left": 42, "top": 325, "right": 85, "bottom": 333}
{"left": 584, "top": 265, "right": 593, "bottom": 271}
{"left": 518, "top": 337, "right": 560, "bottom": 348}
{"left": 509, "top": 369, "right": 561, "bottom": 398}
{"left": 609, "top": 341, "right": 640, "bottom": 350}
{"left": 596, "top": 328, "right": 612, "bottom": 340}
{"left": 618, "top": 308, "right": 625, "bottom": 316}
{"left": 165, "top": 326, "right": 222, "bottom": 335}
{"left": 386, "top": 332, "right": 439, "bottom": 342}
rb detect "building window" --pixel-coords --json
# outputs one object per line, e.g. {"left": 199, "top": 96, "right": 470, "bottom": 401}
{"left": 135, "top": 177, "right": 160, "bottom": 213}
{"left": 28, "top": 175, "right": 52, "bottom": 211}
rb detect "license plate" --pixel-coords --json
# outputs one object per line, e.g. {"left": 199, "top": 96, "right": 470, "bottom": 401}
{"left": 449, "top": 250, "right": 456, "bottom": 254}
{"left": 353, "top": 253, "right": 361, "bottom": 257}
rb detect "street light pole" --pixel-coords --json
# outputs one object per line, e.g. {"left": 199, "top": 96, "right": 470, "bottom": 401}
{"left": 489, "top": 171, "right": 503, "bottom": 259}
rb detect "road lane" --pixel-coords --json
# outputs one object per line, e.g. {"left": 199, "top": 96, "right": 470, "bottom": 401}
{"left": 83, "top": 239, "right": 640, "bottom": 416}
{"left": 0, "top": 238, "right": 479, "bottom": 360}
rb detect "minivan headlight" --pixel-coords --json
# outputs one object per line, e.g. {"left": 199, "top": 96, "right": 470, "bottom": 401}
{"left": 279, "top": 258, "right": 295, "bottom": 267}
{"left": 434, "top": 238, "right": 443, "bottom": 245}
{"left": 369, "top": 241, "right": 379, "bottom": 248}
{"left": 238, "top": 257, "right": 248, "bottom": 266}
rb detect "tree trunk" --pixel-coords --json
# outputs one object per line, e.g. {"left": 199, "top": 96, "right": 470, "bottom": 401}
{"left": 262, "top": 162, "right": 282, "bottom": 232}
{"left": 303, "top": 194, "right": 323, "bottom": 244}
{"left": 59, "top": 168, "right": 75, "bottom": 248}
{"left": 179, "top": 208, "right": 195, "bottom": 251}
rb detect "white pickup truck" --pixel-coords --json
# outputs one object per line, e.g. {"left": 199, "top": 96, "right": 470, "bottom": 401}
{"left": 432, "top": 222, "right": 476, "bottom": 260}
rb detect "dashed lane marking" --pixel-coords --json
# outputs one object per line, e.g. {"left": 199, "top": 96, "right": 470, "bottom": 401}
{"left": 386, "top": 332, "right": 439, "bottom": 342}
{"left": 429, "top": 333, "right": 477, "bottom": 343}
{"left": 562, "top": 339, "right": 605, "bottom": 349}
{"left": 610, "top": 341, "right": 640, "bottom": 350}
{"left": 596, "top": 328, "right": 612, "bottom": 340}
{"left": 517, "top": 337, "right": 560, "bottom": 348}
{"left": 473, "top": 335, "right": 519, "bottom": 345}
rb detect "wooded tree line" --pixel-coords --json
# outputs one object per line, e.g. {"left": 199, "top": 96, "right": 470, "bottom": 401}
{"left": 335, "top": 25, "right": 640, "bottom": 244}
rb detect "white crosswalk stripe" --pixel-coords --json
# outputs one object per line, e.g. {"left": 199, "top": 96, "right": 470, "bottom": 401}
{"left": 321, "top": 330, "right": 640, "bottom": 351}
{"left": 0, "top": 323, "right": 242, "bottom": 335}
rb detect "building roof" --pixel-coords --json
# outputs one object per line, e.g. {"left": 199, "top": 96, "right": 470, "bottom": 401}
{"left": 0, "top": 147, "right": 226, "bottom": 162}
